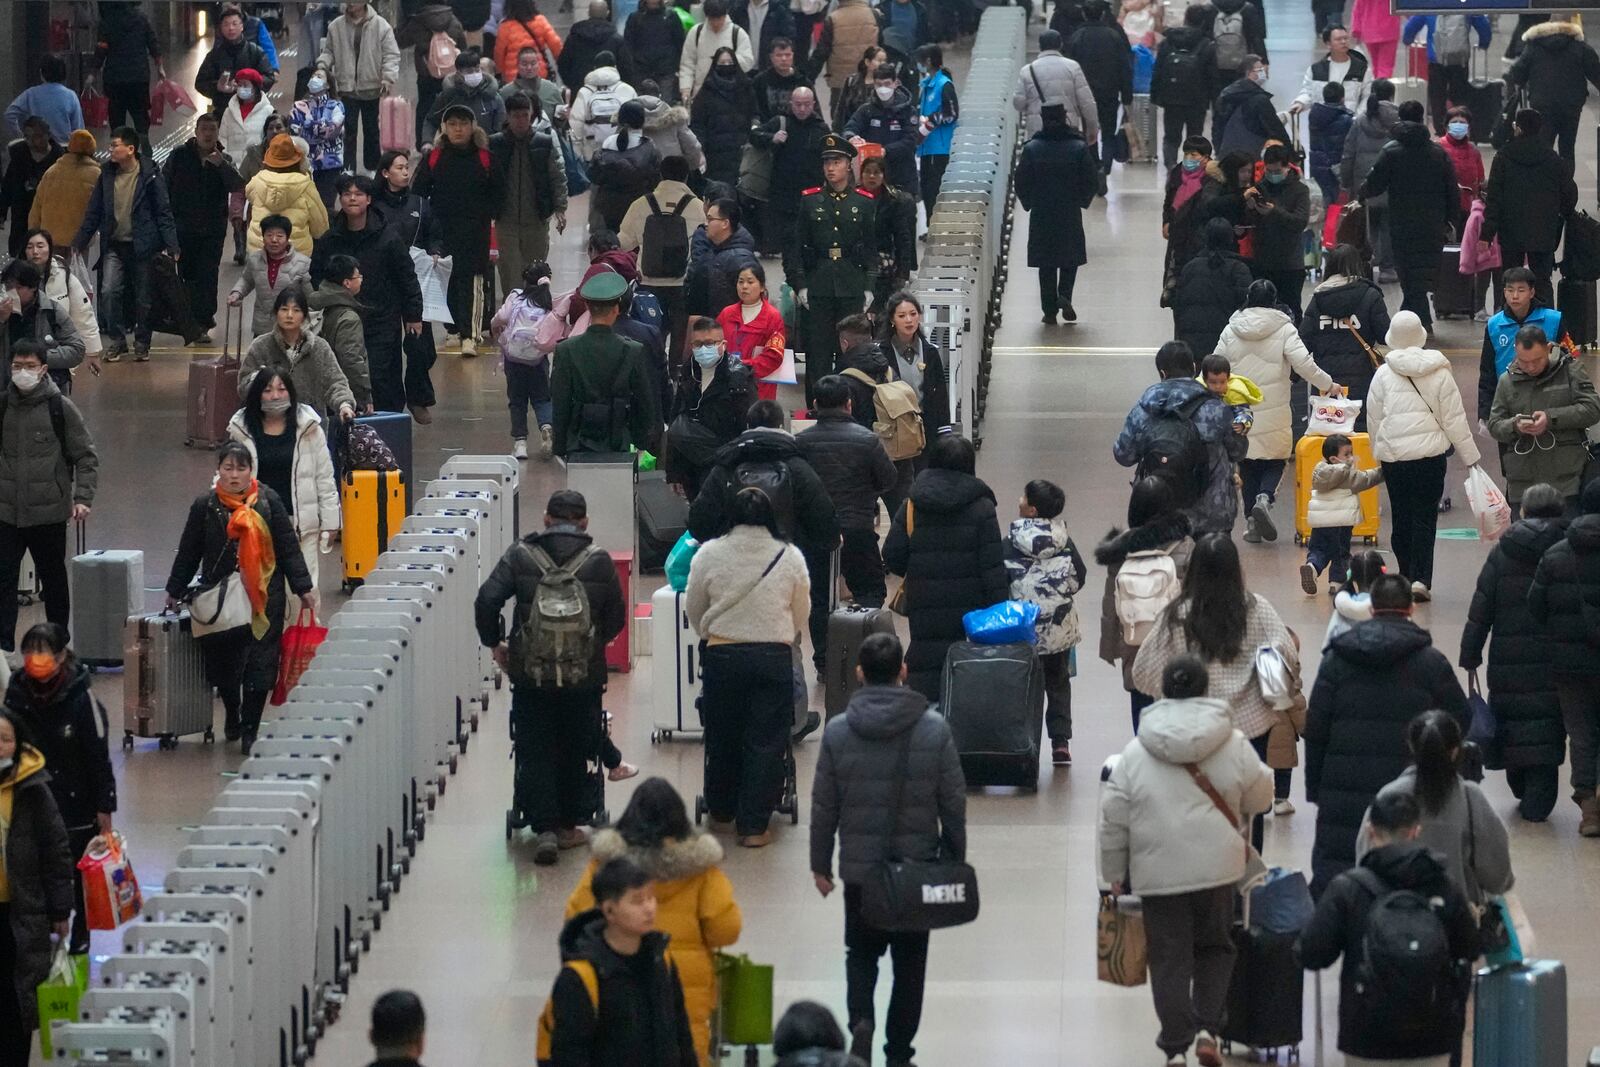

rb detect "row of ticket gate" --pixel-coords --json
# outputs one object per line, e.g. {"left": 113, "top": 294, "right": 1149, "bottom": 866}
{"left": 51, "top": 455, "right": 522, "bottom": 1067}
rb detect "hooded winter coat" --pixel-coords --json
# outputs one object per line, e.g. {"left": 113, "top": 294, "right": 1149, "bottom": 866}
{"left": 559, "top": 17, "right": 635, "bottom": 91}
{"left": 306, "top": 282, "right": 372, "bottom": 406}
{"left": 844, "top": 86, "right": 923, "bottom": 194}
{"left": 687, "top": 427, "right": 840, "bottom": 553}
{"left": 1299, "top": 275, "right": 1389, "bottom": 408}
{"left": 566, "top": 829, "right": 742, "bottom": 1064}
{"left": 1481, "top": 133, "right": 1578, "bottom": 254}
{"left": 1305, "top": 615, "right": 1469, "bottom": 895}
{"left": 548, "top": 910, "right": 699, "bottom": 1067}
{"left": 625, "top": 4, "right": 688, "bottom": 88}
{"left": 0, "top": 747, "right": 73, "bottom": 1030}
{"left": 1366, "top": 344, "right": 1481, "bottom": 465}
{"left": 795, "top": 411, "right": 899, "bottom": 530}
{"left": 882, "top": 468, "right": 1010, "bottom": 700}
{"left": 245, "top": 168, "right": 331, "bottom": 255}
{"left": 1216, "top": 306, "right": 1334, "bottom": 460}
{"left": 1296, "top": 843, "right": 1477, "bottom": 1060}
{"left": 1507, "top": 20, "right": 1600, "bottom": 118}
{"left": 0, "top": 376, "right": 97, "bottom": 528}
{"left": 1095, "top": 514, "right": 1195, "bottom": 691}
{"left": 1488, "top": 352, "right": 1600, "bottom": 501}
{"left": 1359, "top": 120, "right": 1462, "bottom": 265}
{"left": 1162, "top": 160, "right": 1225, "bottom": 273}
{"left": 1014, "top": 124, "right": 1099, "bottom": 270}
{"left": 219, "top": 93, "right": 274, "bottom": 167}
{"left": 423, "top": 71, "right": 507, "bottom": 143}
{"left": 226, "top": 404, "right": 340, "bottom": 537}
{"left": 414, "top": 127, "right": 502, "bottom": 257}
{"left": 1099, "top": 696, "right": 1274, "bottom": 894}
{"left": 1527, "top": 512, "right": 1600, "bottom": 678}
{"left": 810, "top": 682, "right": 966, "bottom": 882}
{"left": 1211, "top": 77, "right": 1290, "bottom": 159}
{"left": 691, "top": 67, "right": 758, "bottom": 185}
{"left": 1307, "top": 102, "right": 1353, "bottom": 200}
{"left": 239, "top": 328, "right": 356, "bottom": 419}
{"left": 5, "top": 663, "right": 115, "bottom": 830}
{"left": 28, "top": 147, "right": 100, "bottom": 248}
{"left": 1337, "top": 100, "right": 1398, "bottom": 195}
{"left": 1150, "top": 27, "right": 1218, "bottom": 111}
{"left": 1064, "top": 20, "right": 1134, "bottom": 106}
{"left": 1012, "top": 50, "right": 1101, "bottom": 139}
{"left": 1169, "top": 248, "right": 1253, "bottom": 359}
{"left": 1004, "top": 518, "right": 1085, "bottom": 654}
{"left": 571, "top": 67, "right": 640, "bottom": 158}
{"left": 1112, "top": 377, "right": 1246, "bottom": 536}
{"left": 638, "top": 96, "right": 706, "bottom": 171}
{"left": 35, "top": 258, "right": 101, "bottom": 359}
{"left": 750, "top": 111, "right": 830, "bottom": 204}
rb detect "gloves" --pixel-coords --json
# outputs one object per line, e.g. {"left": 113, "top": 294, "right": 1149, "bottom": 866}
{"left": 863, "top": 290, "right": 875, "bottom": 311}
{"left": 796, "top": 288, "right": 809, "bottom": 309}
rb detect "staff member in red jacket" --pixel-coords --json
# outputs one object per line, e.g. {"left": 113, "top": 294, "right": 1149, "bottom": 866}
{"left": 715, "top": 261, "right": 786, "bottom": 400}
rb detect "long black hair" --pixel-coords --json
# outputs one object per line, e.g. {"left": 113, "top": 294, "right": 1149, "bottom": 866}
{"left": 520, "top": 260, "right": 554, "bottom": 311}
{"left": 1407, "top": 709, "right": 1463, "bottom": 815}
{"left": 241, "top": 366, "right": 301, "bottom": 437}
{"left": 615, "top": 776, "right": 692, "bottom": 847}
{"left": 1173, "top": 532, "right": 1249, "bottom": 663}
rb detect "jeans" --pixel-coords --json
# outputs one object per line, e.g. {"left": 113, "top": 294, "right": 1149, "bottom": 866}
{"left": 1556, "top": 676, "right": 1600, "bottom": 799}
{"left": 839, "top": 527, "right": 887, "bottom": 607}
{"left": 1427, "top": 63, "right": 1472, "bottom": 134}
{"left": 343, "top": 95, "right": 382, "bottom": 173}
{"left": 510, "top": 684, "right": 603, "bottom": 832}
{"left": 1239, "top": 457, "right": 1285, "bottom": 507}
{"left": 844, "top": 882, "right": 930, "bottom": 1065}
{"left": 1382, "top": 452, "right": 1448, "bottom": 589}
{"left": 699, "top": 642, "right": 793, "bottom": 834}
{"left": 1398, "top": 262, "right": 1440, "bottom": 330}
{"left": 1096, "top": 97, "right": 1121, "bottom": 173}
{"left": 1142, "top": 886, "right": 1238, "bottom": 1057}
{"left": 0, "top": 520, "right": 68, "bottom": 650}
{"left": 100, "top": 240, "right": 152, "bottom": 345}
{"left": 1254, "top": 266, "right": 1306, "bottom": 323}
{"left": 506, "top": 359, "right": 553, "bottom": 440}
{"left": 1162, "top": 104, "right": 1208, "bottom": 170}
{"left": 919, "top": 153, "right": 949, "bottom": 221}
{"left": 1306, "top": 524, "right": 1352, "bottom": 577}
{"left": 1039, "top": 265, "right": 1079, "bottom": 316}
{"left": 106, "top": 80, "right": 152, "bottom": 141}
{"left": 177, "top": 229, "right": 225, "bottom": 328}
{"left": 1040, "top": 648, "right": 1073, "bottom": 742}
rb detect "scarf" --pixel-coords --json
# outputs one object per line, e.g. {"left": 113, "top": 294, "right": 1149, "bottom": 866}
{"left": 1171, "top": 166, "right": 1205, "bottom": 213}
{"left": 216, "top": 480, "right": 277, "bottom": 638}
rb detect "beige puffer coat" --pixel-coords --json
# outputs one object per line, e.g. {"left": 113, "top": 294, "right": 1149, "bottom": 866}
{"left": 1215, "top": 305, "right": 1334, "bottom": 460}
{"left": 226, "top": 404, "right": 340, "bottom": 536}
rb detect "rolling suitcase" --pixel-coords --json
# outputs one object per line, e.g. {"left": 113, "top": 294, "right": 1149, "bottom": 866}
{"left": 379, "top": 95, "right": 415, "bottom": 152}
{"left": 341, "top": 469, "right": 406, "bottom": 591}
{"left": 1464, "top": 47, "right": 1504, "bottom": 143}
{"left": 1436, "top": 244, "right": 1489, "bottom": 319}
{"left": 1474, "top": 959, "right": 1566, "bottom": 1066}
{"left": 636, "top": 472, "right": 689, "bottom": 573}
{"left": 650, "top": 585, "right": 702, "bottom": 740}
{"left": 122, "top": 612, "right": 214, "bottom": 748}
{"left": 1292, "top": 430, "right": 1382, "bottom": 545}
{"left": 940, "top": 641, "right": 1045, "bottom": 789}
{"left": 349, "top": 411, "right": 415, "bottom": 506}
{"left": 185, "top": 304, "right": 241, "bottom": 449}
{"left": 1558, "top": 277, "right": 1597, "bottom": 348}
{"left": 70, "top": 548, "right": 144, "bottom": 665}
{"left": 1394, "top": 44, "right": 1430, "bottom": 110}
{"left": 824, "top": 604, "right": 896, "bottom": 719}
{"left": 1125, "top": 95, "right": 1157, "bottom": 164}
{"left": 1222, "top": 923, "right": 1303, "bottom": 1057}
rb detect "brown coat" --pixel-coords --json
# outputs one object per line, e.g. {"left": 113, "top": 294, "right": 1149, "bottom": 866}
{"left": 824, "top": 0, "right": 881, "bottom": 90}
{"left": 28, "top": 152, "right": 100, "bottom": 247}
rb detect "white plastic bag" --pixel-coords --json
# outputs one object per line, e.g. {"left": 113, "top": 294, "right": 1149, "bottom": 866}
{"left": 1464, "top": 466, "right": 1511, "bottom": 541}
{"left": 67, "top": 249, "right": 94, "bottom": 300}
{"left": 410, "top": 247, "right": 453, "bottom": 325}
{"left": 1254, "top": 645, "right": 1297, "bottom": 710}
{"left": 1305, "top": 395, "right": 1363, "bottom": 437}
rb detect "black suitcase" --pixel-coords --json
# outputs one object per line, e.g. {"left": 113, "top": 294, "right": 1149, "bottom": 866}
{"left": 824, "top": 604, "right": 896, "bottom": 719}
{"left": 636, "top": 473, "right": 689, "bottom": 573}
{"left": 1463, "top": 49, "right": 1504, "bottom": 143}
{"left": 1222, "top": 924, "right": 1303, "bottom": 1056}
{"left": 1436, "top": 245, "right": 1489, "bottom": 319}
{"left": 1559, "top": 277, "right": 1598, "bottom": 348}
{"left": 940, "top": 641, "right": 1045, "bottom": 790}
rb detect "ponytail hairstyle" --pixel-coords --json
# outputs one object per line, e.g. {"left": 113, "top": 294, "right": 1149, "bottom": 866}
{"left": 615, "top": 99, "right": 646, "bottom": 151}
{"left": 521, "top": 260, "right": 554, "bottom": 311}
{"left": 1406, "top": 709, "right": 1463, "bottom": 816}
{"left": 1367, "top": 77, "right": 1395, "bottom": 119}
{"left": 1340, "top": 548, "right": 1386, "bottom": 594}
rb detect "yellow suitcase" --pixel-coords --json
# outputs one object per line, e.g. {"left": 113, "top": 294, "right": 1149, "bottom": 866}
{"left": 1293, "top": 432, "right": 1381, "bottom": 545}
{"left": 341, "top": 468, "right": 406, "bottom": 591}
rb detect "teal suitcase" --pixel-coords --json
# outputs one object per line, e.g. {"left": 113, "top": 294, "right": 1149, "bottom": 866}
{"left": 1474, "top": 959, "right": 1566, "bottom": 1067}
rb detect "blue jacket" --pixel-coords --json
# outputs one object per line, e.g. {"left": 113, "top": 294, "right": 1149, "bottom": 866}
{"left": 1401, "top": 15, "right": 1491, "bottom": 65}
{"left": 1478, "top": 303, "right": 1565, "bottom": 419}
{"left": 1307, "top": 102, "right": 1353, "bottom": 193}
{"left": 249, "top": 15, "right": 281, "bottom": 73}
{"left": 917, "top": 69, "right": 958, "bottom": 158}
{"left": 4, "top": 83, "right": 82, "bottom": 143}
{"left": 1113, "top": 376, "right": 1247, "bottom": 536}
{"left": 72, "top": 158, "right": 181, "bottom": 260}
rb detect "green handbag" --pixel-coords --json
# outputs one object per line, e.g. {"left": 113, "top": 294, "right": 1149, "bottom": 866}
{"left": 715, "top": 952, "right": 774, "bottom": 1046}
{"left": 37, "top": 944, "right": 89, "bottom": 1060}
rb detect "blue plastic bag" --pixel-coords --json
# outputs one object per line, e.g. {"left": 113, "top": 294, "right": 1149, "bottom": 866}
{"left": 1132, "top": 45, "right": 1156, "bottom": 94}
{"left": 665, "top": 532, "right": 699, "bottom": 592}
{"left": 1480, "top": 895, "right": 1524, "bottom": 969}
{"left": 560, "top": 134, "right": 591, "bottom": 197}
{"left": 1247, "top": 867, "right": 1314, "bottom": 935}
{"left": 962, "top": 601, "right": 1039, "bottom": 645}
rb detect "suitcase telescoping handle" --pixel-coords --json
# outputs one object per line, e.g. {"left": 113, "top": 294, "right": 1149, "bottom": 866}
{"left": 222, "top": 299, "right": 243, "bottom": 369}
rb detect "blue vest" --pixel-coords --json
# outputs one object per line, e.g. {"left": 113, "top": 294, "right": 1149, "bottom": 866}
{"left": 918, "top": 69, "right": 955, "bottom": 157}
{"left": 1488, "top": 306, "right": 1564, "bottom": 376}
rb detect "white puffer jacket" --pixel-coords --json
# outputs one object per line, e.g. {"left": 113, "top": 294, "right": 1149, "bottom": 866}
{"left": 1365, "top": 345, "right": 1482, "bottom": 466}
{"left": 570, "top": 67, "right": 638, "bottom": 160}
{"left": 220, "top": 96, "right": 274, "bottom": 167}
{"left": 40, "top": 258, "right": 100, "bottom": 356}
{"left": 1215, "top": 306, "right": 1334, "bottom": 460}
{"left": 225, "top": 404, "right": 341, "bottom": 537}
{"left": 1097, "top": 696, "right": 1275, "bottom": 896}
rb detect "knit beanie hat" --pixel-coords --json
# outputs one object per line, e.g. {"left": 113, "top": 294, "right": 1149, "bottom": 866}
{"left": 67, "top": 129, "right": 96, "bottom": 155}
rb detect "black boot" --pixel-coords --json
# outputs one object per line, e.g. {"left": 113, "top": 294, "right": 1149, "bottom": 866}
{"left": 849, "top": 1020, "right": 874, "bottom": 1066}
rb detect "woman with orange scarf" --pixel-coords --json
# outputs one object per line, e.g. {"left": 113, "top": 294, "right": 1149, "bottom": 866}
{"left": 164, "top": 441, "right": 314, "bottom": 754}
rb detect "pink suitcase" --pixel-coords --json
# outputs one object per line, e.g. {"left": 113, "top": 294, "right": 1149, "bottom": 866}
{"left": 380, "top": 96, "right": 415, "bottom": 152}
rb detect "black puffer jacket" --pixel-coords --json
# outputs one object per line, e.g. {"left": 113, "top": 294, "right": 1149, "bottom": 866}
{"left": 1064, "top": 21, "right": 1133, "bottom": 104}
{"left": 1305, "top": 616, "right": 1469, "bottom": 896}
{"left": 1299, "top": 275, "right": 1390, "bottom": 409}
{"left": 1297, "top": 843, "right": 1477, "bottom": 1062}
{"left": 1211, "top": 77, "right": 1290, "bottom": 158}
{"left": 310, "top": 208, "right": 426, "bottom": 332}
{"left": 751, "top": 111, "right": 829, "bottom": 203}
{"left": 550, "top": 910, "right": 698, "bottom": 1067}
{"left": 4, "top": 662, "right": 116, "bottom": 829}
{"left": 882, "top": 468, "right": 1010, "bottom": 700}
{"left": 1528, "top": 512, "right": 1600, "bottom": 677}
{"left": 2, "top": 752, "right": 72, "bottom": 1030}
{"left": 687, "top": 428, "right": 841, "bottom": 554}
{"left": 809, "top": 683, "right": 966, "bottom": 882}
{"left": 1170, "top": 249, "right": 1252, "bottom": 357}
{"left": 686, "top": 224, "right": 759, "bottom": 316}
{"left": 558, "top": 17, "right": 635, "bottom": 89}
{"left": 1482, "top": 134, "right": 1578, "bottom": 254}
{"left": 95, "top": 3, "right": 162, "bottom": 86}
{"left": 795, "top": 410, "right": 899, "bottom": 529}
{"left": 590, "top": 134, "right": 664, "bottom": 233}
{"left": 690, "top": 69, "right": 757, "bottom": 187}
{"left": 161, "top": 137, "right": 247, "bottom": 240}
{"left": 625, "top": 5, "right": 687, "bottom": 87}
{"left": 1461, "top": 516, "right": 1567, "bottom": 770}
{"left": 1359, "top": 120, "right": 1461, "bottom": 265}
{"left": 1507, "top": 20, "right": 1600, "bottom": 117}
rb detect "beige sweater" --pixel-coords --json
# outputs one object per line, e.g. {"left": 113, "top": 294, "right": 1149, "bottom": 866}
{"left": 684, "top": 525, "right": 810, "bottom": 645}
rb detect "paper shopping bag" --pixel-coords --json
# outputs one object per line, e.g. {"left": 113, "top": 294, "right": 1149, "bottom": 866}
{"left": 715, "top": 952, "right": 775, "bottom": 1045}
{"left": 1097, "top": 895, "right": 1148, "bottom": 987}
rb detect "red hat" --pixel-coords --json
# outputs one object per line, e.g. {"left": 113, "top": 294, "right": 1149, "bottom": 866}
{"left": 234, "top": 68, "right": 264, "bottom": 87}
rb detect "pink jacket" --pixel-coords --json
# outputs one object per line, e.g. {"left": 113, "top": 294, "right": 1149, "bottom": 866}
{"left": 1459, "top": 199, "right": 1502, "bottom": 275}
{"left": 1350, "top": 0, "right": 1400, "bottom": 44}
{"left": 1438, "top": 133, "right": 1486, "bottom": 214}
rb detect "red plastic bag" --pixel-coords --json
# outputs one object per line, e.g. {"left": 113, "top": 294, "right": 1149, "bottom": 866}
{"left": 272, "top": 608, "right": 328, "bottom": 704}
{"left": 79, "top": 87, "right": 108, "bottom": 129}
{"left": 77, "top": 833, "right": 142, "bottom": 931}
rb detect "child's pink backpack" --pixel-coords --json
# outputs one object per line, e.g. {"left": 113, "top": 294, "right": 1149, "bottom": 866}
{"left": 498, "top": 292, "right": 550, "bottom": 365}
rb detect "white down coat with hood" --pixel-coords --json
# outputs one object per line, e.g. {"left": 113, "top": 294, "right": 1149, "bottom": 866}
{"left": 225, "top": 404, "right": 341, "bottom": 537}
{"left": 1098, "top": 696, "right": 1275, "bottom": 896}
{"left": 1216, "top": 305, "right": 1334, "bottom": 460}
{"left": 1365, "top": 345, "right": 1482, "bottom": 466}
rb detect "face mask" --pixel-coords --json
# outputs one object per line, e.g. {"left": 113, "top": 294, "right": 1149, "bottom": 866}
{"left": 715, "top": 65, "right": 736, "bottom": 77}
{"left": 692, "top": 344, "right": 722, "bottom": 368}
{"left": 23, "top": 653, "right": 56, "bottom": 681}
{"left": 1181, "top": 158, "right": 1202, "bottom": 172}
{"left": 875, "top": 85, "right": 895, "bottom": 101}
{"left": 261, "top": 396, "right": 292, "bottom": 415}
{"left": 11, "top": 368, "right": 41, "bottom": 392}
{"left": 463, "top": 71, "right": 484, "bottom": 87}
{"left": 1264, "top": 171, "right": 1286, "bottom": 185}
{"left": 236, "top": 86, "right": 255, "bottom": 102}
{"left": 1250, "top": 69, "right": 1267, "bottom": 85}
{"left": 307, "top": 77, "right": 328, "bottom": 95}
{"left": 1447, "top": 121, "right": 1469, "bottom": 139}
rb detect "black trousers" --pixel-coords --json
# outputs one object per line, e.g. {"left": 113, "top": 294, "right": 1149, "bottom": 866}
{"left": 177, "top": 229, "right": 225, "bottom": 329}
{"left": 1497, "top": 248, "right": 1557, "bottom": 307}
{"left": 1040, "top": 648, "right": 1073, "bottom": 742}
{"left": 66, "top": 823, "right": 96, "bottom": 954}
{"left": 1427, "top": 62, "right": 1472, "bottom": 134}
{"left": 1039, "top": 265, "right": 1079, "bottom": 316}
{"left": 367, "top": 324, "right": 437, "bottom": 411}
{"left": 803, "top": 547, "right": 833, "bottom": 672}
{"left": 0, "top": 520, "right": 68, "bottom": 651}
{"left": 1539, "top": 106, "right": 1581, "bottom": 163}
{"left": 445, "top": 239, "right": 491, "bottom": 340}
{"left": 844, "top": 882, "right": 930, "bottom": 1065}
{"left": 804, "top": 293, "right": 857, "bottom": 406}
{"left": 1506, "top": 763, "right": 1560, "bottom": 821}
{"left": 699, "top": 642, "right": 792, "bottom": 835}
{"left": 105, "top": 80, "right": 152, "bottom": 139}
{"left": 511, "top": 683, "right": 603, "bottom": 833}
{"left": 919, "top": 154, "right": 949, "bottom": 221}
{"left": 1382, "top": 452, "right": 1448, "bottom": 589}
{"left": 343, "top": 95, "right": 382, "bottom": 173}
{"left": 839, "top": 527, "right": 886, "bottom": 607}
{"left": 652, "top": 283, "right": 689, "bottom": 366}
{"left": 1398, "top": 261, "right": 1439, "bottom": 330}
{"left": 1096, "top": 96, "right": 1121, "bottom": 173}
{"left": 1162, "top": 103, "right": 1208, "bottom": 170}
{"left": 198, "top": 625, "right": 271, "bottom": 735}
{"left": 0, "top": 903, "right": 30, "bottom": 1061}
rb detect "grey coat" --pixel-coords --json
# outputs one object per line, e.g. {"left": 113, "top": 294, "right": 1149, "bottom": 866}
{"left": 2, "top": 754, "right": 74, "bottom": 1029}
{"left": 794, "top": 411, "right": 898, "bottom": 530}
{"left": 239, "top": 328, "right": 355, "bottom": 419}
{"left": 307, "top": 282, "right": 373, "bottom": 407}
{"left": 230, "top": 249, "right": 313, "bottom": 339}
{"left": 0, "top": 377, "right": 98, "bottom": 528}
{"left": 1, "top": 296, "right": 85, "bottom": 384}
{"left": 810, "top": 683, "right": 967, "bottom": 883}
{"left": 1361, "top": 767, "right": 1514, "bottom": 908}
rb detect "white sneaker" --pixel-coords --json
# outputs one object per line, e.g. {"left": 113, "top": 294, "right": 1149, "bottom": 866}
{"left": 1165, "top": 1055, "right": 1188, "bottom": 1066}
{"left": 513, "top": 437, "right": 529, "bottom": 460}
{"left": 1274, "top": 798, "right": 1296, "bottom": 816}
{"left": 460, "top": 336, "right": 478, "bottom": 357}
{"left": 1411, "top": 580, "right": 1432, "bottom": 603}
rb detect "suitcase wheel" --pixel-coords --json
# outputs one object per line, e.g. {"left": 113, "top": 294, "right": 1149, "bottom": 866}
{"left": 471, "top": 710, "right": 481, "bottom": 732}
{"left": 1363, "top": 535, "right": 1377, "bottom": 544}
{"left": 158, "top": 735, "right": 178, "bottom": 751}
{"left": 494, "top": 669, "right": 503, "bottom": 690}
{"left": 694, "top": 793, "right": 706, "bottom": 826}
{"left": 1294, "top": 532, "right": 1305, "bottom": 546}
{"left": 122, "top": 733, "right": 134, "bottom": 751}
{"left": 449, "top": 753, "right": 459, "bottom": 774}
{"left": 202, "top": 728, "right": 215, "bottom": 745}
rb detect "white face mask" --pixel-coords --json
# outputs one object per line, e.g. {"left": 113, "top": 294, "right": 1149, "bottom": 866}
{"left": 307, "top": 77, "right": 328, "bottom": 95}
{"left": 236, "top": 85, "right": 256, "bottom": 102}
{"left": 11, "top": 368, "right": 41, "bottom": 392}
{"left": 875, "top": 85, "right": 895, "bottom": 101}
{"left": 463, "top": 71, "right": 484, "bottom": 87}
{"left": 261, "top": 396, "right": 292, "bottom": 415}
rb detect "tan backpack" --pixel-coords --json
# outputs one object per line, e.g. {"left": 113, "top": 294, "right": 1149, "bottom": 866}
{"left": 841, "top": 368, "right": 925, "bottom": 461}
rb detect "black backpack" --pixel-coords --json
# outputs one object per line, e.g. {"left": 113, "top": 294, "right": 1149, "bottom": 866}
{"left": 1347, "top": 868, "right": 1460, "bottom": 1042}
{"left": 733, "top": 458, "right": 795, "bottom": 539}
{"left": 1561, "top": 210, "right": 1600, "bottom": 281}
{"left": 1161, "top": 43, "right": 1207, "bottom": 101}
{"left": 1135, "top": 393, "right": 1210, "bottom": 507}
{"left": 640, "top": 193, "right": 694, "bottom": 279}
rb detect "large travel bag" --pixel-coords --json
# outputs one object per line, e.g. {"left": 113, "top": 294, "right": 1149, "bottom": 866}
{"left": 1474, "top": 959, "right": 1566, "bottom": 1067}
{"left": 347, "top": 411, "right": 416, "bottom": 506}
{"left": 1221, "top": 923, "right": 1303, "bottom": 1057}
{"left": 70, "top": 549, "right": 144, "bottom": 666}
{"left": 824, "top": 603, "right": 896, "bottom": 719}
{"left": 185, "top": 304, "right": 241, "bottom": 449}
{"left": 637, "top": 473, "right": 689, "bottom": 573}
{"left": 1125, "top": 95, "right": 1157, "bottom": 164}
{"left": 122, "top": 611, "right": 213, "bottom": 748}
{"left": 1436, "top": 244, "right": 1490, "bottom": 318}
{"left": 940, "top": 641, "right": 1045, "bottom": 789}
{"left": 1292, "top": 430, "right": 1382, "bottom": 546}
{"left": 1558, "top": 277, "right": 1597, "bottom": 348}
{"left": 341, "top": 469, "right": 407, "bottom": 591}
{"left": 650, "top": 585, "right": 702, "bottom": 740}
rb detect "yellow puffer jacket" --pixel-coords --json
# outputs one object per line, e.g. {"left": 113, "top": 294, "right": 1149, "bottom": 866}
{"left": 244, "top": 168, "right": 330, "bottom": 255}
{"left": 565, "top": 829, "right": 741, "bottom": 1065}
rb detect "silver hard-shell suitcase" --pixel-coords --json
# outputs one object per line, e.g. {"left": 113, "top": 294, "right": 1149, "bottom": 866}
{"left": 123, "top": 611, "right": 213, "bottom": 748}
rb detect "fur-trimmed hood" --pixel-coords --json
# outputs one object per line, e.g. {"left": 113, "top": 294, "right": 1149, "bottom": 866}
{"left": 638, "top": 95, "right": 691, "bottom": 130}
{"left": 589, "top": 828, "right": 725, "bottom": 883}
{"left": 1522, "top": 19, "right": 1583, "bottom": 42}
{"left": 431, "top": 125, "right": 491, "bottom": 150}
{"left": 1094, "top": 513, "right": 1193, "bottom": 567}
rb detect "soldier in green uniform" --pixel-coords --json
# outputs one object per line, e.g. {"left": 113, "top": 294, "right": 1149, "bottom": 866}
{"left": 549, "top": 271, "right": 661, "bottom": 458}
{"left": 784, "top": 133, "right": 878, "bottom": 407}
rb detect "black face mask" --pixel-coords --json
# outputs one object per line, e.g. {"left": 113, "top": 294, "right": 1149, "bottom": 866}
{"left": 715, "top": 65, "right": 737, "bottom": 77}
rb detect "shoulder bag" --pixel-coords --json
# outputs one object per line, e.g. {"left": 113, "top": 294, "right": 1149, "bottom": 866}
{"left": 188, "top": 541, "right": 252, "bottom": 637}
{"left": 695, "top": 547, "right": 787, "bottom": 638}
{"left": 1183, "top": 761, "right": 1267, "bottom": 889}
{"left": 857, "top": 724, "right": 980, "bottom": 932}
{"left": 1346, "top": 322, "right": 1383, "bottom": 368}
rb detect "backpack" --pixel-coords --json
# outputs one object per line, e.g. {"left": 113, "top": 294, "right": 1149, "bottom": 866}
{"left": 734, "top": 458, "right": 796, "bottom": 538}
{"left": 427, "top": 30, "right": 460, "bottom": 80}
{"left": 627, "top": 285, "right": 666, "bottom": 332}
{"left": 534, "top": 959, "right": 598, "bottom": 1067}
{"left": 584, "top": 85, "right": 623, "bottom": 140}
{"left": 1212, "top": 9, "right": 1248, "bottom": 72}
{"left": 840, "top": 367, "right": 925, "bottom": 461}
{"left": 1432, "top": 15, "right": 1472, "bottom": 66}
{"left": 1134, "top": 393, "right": 1210, "bottom": 507}
{"left": 429, "top": 145, "right": 493, "bottom": 174}
{"left": 512, "top": 542, "right": 604, "bottom": 688}
{"left": 1113, "top": 549, "right": 1180, "bottom": 644}
{"left": 500, "top": 293, "right": 549, "bottom": 364}
{"left": 1161, "top": 42, "right": 1207, "bottom": 100}
{"left": 1346, "top": 868, "right": 1460, "bottom": 1042}
{"left": 640, "top": 194, "right": 694, "bottom": 279}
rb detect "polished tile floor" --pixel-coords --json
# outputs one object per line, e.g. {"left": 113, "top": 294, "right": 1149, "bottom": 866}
{"left": 33, "top": 2, "right": 1600, "bottom": 1064}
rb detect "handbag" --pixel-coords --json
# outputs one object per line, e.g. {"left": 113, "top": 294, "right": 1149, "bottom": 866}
{"left": 272, "top": 609, "right": 328, "bottom": 704}
{"left": 1345, "top": 322, "right": 1383, "bottom": 369}
{"left": 188, "top": 544, "right": 251, "bottom": 637}
{"left": 77, "top": 832, "right": 142, "bottom": 930}
{"left": 1466, "top": 788, "right": 1518, "bottom": 963}
{"left": 1305, "top": 394, "right": 1364, "bottom": 436}
{"left": 857, "top": 727, "right": 980, "bottom": 932}
{"left": 714, "top": 953, "right": 775, "bottom": 1045}
{"left": 1465, "top": 670, "right": 1499, "bottom": 759}
{"left": 1254, "top": 644, "right": 1296, "bottom": 711}
{"left": 1096, "top": 894, "right": 1148, "bottom": 986}
{"left": 885, "top": 499, "right": 914, "bottom": 615}
{"left": 738, "top": 117, "right": 783, "bottom": 202}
